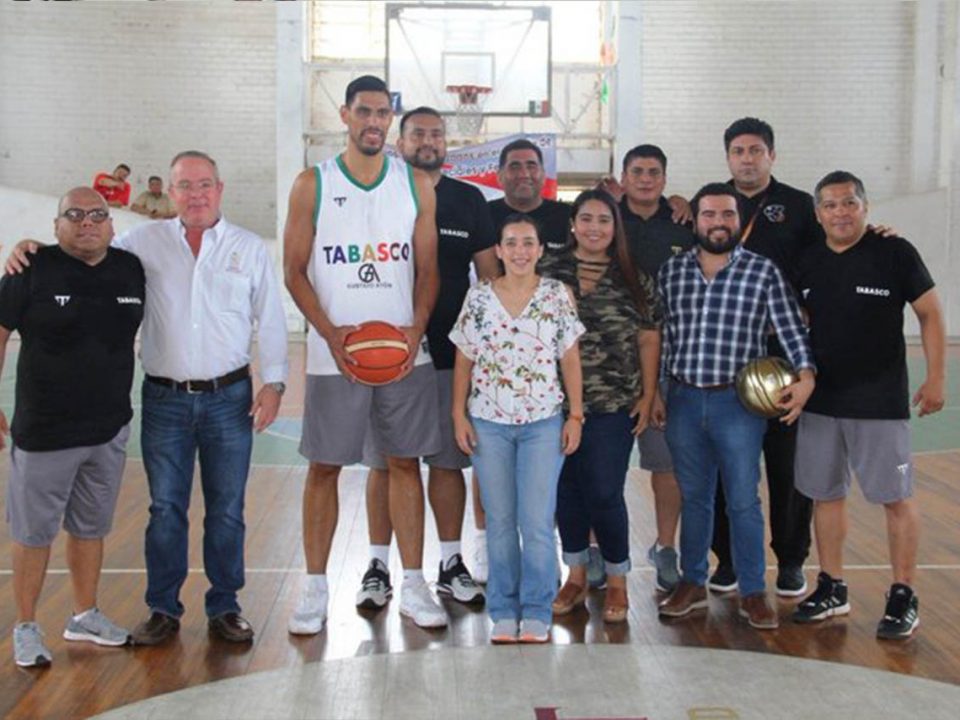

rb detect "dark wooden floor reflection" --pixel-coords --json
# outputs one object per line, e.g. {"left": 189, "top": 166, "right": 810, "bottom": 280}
{"left": 1, "top": 344, "right": 959, "bottom": 718}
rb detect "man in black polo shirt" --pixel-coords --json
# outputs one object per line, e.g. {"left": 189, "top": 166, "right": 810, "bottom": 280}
{"left": 487, "top": 138, "right": 570, "bottom": 253}
{"left": 616, "top": 144, "right": 695, "bottom": 593}
{"left": 360, "top": 107, "right": 499, "bottom": 609}
{"left": 0, "top": 187, "right": 144, "bottom": 667}
{"left": 709, "top": 118, "right": 821, "bottom": 598}
{"left": 791, "top": 170, "right": 944, "bottom": 639}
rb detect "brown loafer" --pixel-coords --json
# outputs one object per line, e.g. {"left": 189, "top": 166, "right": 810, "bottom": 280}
{"left": 208, "top": 612, "right": 255, "bottom": 643}
{"left": 658, "top": 581, "right": 708, "bottom": 618}
{"left": 602, "top": 585, "right": 628, "bottom": 623}
{"left": 552, "top": 580, "right": 588, "bottom": 616}
{"left": 131, "top": 611, "right": 180, "bottom": 646}
{"left": 739, "top": 592, "right": 779, "bottom": 630}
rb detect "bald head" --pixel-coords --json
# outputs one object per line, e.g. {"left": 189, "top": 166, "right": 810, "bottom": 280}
{"left": 58, "top": 186, "right": 107, "bottom": 217}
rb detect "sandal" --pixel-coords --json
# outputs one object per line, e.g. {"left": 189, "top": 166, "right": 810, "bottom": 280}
{"left": 603, "top": 585, "right": 628, "bottom": 623}
{"left": 552, "top": 580, "right": 587, "bottom": 616}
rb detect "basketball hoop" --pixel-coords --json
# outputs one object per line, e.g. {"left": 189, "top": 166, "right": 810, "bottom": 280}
{"left": 446, "top": 84, "right": 491, "bottom": 136}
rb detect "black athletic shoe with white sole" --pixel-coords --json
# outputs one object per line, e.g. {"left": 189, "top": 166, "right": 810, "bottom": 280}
{"left": 792, "top": 572, "right": 850, "bottom": 623}
{"left": 437, "top": 553, "right": 485, "bottom": 605}
{"left": 876, "top": 583, "right": 919, "bottom": 640}
{"left": 356, "top": 559, "right": 393, "bottom": 610}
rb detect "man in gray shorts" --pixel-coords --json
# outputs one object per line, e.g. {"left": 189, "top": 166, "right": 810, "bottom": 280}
{"left": 283, "top": 76, "right": 445, "bottom": 632}
{"left": 0, "top": 187, "right": 144, "bottom": 667}
{"left": 791, "top": 171, "right": 945, "bottom": 640}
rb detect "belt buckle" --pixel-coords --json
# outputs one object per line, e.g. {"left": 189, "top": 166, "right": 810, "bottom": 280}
{"left": 186, "top": 380, "right": 203, "bottom": 394}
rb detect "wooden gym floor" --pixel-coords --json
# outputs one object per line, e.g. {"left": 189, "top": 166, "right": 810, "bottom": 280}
{"left": 1, "top": 341, "right": 959, "bottom": 719}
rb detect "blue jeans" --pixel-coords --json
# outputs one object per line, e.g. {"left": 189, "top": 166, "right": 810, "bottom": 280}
{"left": 556, "top": 410, "right": 633, "bottom": 574}
{"left": 664, "top": 383, "right": 767, "bottom": 596}
{"left": 141, "top": 378, "right": 253, "bottom": 618}
{"left": 470, "top": 414, "right": 565, "bottom": 624}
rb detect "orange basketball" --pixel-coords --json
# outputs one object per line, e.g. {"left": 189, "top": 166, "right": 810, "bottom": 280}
{"left": 343, "top": 321, "right": 410, "bottom": 386}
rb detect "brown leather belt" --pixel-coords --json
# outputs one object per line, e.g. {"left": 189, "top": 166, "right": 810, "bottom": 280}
{"left": 670, "top": 375, "right": 734, "bottom": 391}
{"left": 146, "top": 365, "right": 250, "bottom": 394}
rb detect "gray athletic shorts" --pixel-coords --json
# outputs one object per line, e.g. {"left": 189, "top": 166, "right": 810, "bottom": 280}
{"left": 363, "top": 368, "right": 470, "bottom": 471}
{"left": 636, "top": 381, "right": 673, "bottom": 473}
{"left": 794, "top": 411, "right": 913, "bottom": 504}
{"left": 300, "top": 363, "right": 442, "bottom": 466}
{"left": 6, "top": 424, "right": 131, "bottom": 546}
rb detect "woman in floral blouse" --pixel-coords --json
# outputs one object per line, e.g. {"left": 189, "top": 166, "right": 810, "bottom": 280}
{"left": 450, "top": 213, "right": 585, "bottom": 645}
{"left": 540, "top": 189, "right": 662, "bottom": 624}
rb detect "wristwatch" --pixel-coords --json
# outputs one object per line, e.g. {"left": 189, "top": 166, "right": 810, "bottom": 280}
{"left": 266, "top": 382, "right": 286, "bottom": 396}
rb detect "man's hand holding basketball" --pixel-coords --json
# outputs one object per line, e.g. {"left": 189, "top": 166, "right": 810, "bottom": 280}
{"left": 397, "top": 325, "right": 423, "bottom": 380}
{"left": 324, "top": 325, "right": 360, "bottom": 380}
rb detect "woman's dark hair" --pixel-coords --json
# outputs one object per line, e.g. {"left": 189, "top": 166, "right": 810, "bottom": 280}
{"left": 569, "top": 189, "right": 649, "bottom": 314}
{"left": 498, "top": 212, "right": 543, "bottom": 244}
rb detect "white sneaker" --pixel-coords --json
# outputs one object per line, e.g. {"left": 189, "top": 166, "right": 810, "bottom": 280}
{"left": 288, "top": 581, "right": 327, "bottom": 635}
{"left": 473, "top": 540, "right": 489, "bottom": 584}
{"left": 399, "top": 581, "right": 447, "bottom": 628}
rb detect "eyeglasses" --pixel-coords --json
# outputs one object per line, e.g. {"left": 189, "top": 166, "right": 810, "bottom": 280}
{"left": 173, "top": 179, "right": 218, "bottom": 193}
{"left": 60, "top": 208, "right": 110, "bottom": 223}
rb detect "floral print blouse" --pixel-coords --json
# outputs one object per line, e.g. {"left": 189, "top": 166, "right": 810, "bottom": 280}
{"left": 449, "top": 277, "right": 585, "bottom": 425}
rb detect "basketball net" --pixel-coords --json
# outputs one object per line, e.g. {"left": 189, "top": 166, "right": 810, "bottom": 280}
{"left": 446, "top": 84, "right": 491, "bottom": 136}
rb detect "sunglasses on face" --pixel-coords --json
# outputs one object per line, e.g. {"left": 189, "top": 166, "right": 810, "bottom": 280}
{"left": 60, "top": 208, "right": 110, "bottom": 223}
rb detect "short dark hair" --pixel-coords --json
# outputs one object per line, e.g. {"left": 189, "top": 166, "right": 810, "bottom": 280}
{"left": 345, "top": 75, "right": 390, "bottom": 106}
{"left": 498, "top": 138, "right": 543, "bottom": 169}
{"left": 814, "top": 170, "right": 867, "bottom": 204}
{"left": 498, "top": 212, "right": 543, "bottom": 244}
{"left": 399, "top": 106, "right": 443, "bottom": 135}
{"left": 723, "top": 117, "right": 775, "bottom": 153}
{"left": 622, "top": 144, "right": 667, "bottom": 173}
{"left": 148, "top": 175, "right": 162, "bottom": 184}
{"left": 691, "top": 182, "right": 741, "bottom": 219}
{"left": 116, "top": 163, "right": 131, "bottom": 174}
{"left": 170, "top": 150, "right": 219, "bottom": 178}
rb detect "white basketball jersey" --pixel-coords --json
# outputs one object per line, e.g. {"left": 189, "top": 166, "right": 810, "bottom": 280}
{"left": 306, "top": 154, "right": 430, "bottom": 375}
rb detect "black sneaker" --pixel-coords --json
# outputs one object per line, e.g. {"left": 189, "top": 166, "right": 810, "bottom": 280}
{"left": 877, "top": 583, "right": 919, "bottom": 640}
{"left": 792, "top": 572, "right": 850, "bottom": 623}
{"left": 356, "top": 559, "right": 393, "bottom": 610}
{"left": 707, "top": 565, "right": 738, "bottom": 593}
{"left": 437, "top": 553, "right": 485, "bottom": 605}
{"left": 776, "top": 565, "right": 809, "bottom": 597}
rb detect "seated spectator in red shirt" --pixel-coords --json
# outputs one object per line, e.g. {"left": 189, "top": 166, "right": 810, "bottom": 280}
{"left": 93, "top": 164, "right": 132, "bottom": 207}
{"left": 130, "top": 176, "right": 177, "bottom": 219}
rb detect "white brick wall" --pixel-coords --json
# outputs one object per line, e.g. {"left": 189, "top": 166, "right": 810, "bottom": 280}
{"left": 637, "top": 1, "right": 916, "bottom": 202}
{"left": 0, "top": 2, "right": 277, "bottom": 238}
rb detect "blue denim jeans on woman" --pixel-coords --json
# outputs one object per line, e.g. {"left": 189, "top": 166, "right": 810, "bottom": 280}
{"left": 664, "top": 382, "right": 767, "bottom": 596}
{"left": 141, "top": 378, "right": 254, "bottom": 618}
{"left": 556, "top": 410, "right": 633, "bottom": 574}
{"left": 470, "top": 413, "right": 565, "bottom": 624}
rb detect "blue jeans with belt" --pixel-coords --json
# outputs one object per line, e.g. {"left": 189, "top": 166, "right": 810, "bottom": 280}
{"left": 470, "top": 414, "right": 565, "bottom": 625}
{"left": 141, "top": 377, "right": 253, "bottom": 618}
{"left": 556, "top": 410, "right": 633, "bottom": 574}
{"left": 664, "top": 382, "right": 767, "bottom": 596}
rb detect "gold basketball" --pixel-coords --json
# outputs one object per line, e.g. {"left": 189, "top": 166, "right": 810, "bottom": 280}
{"left": 735, "top": 357, "right": 798, "bottom": 418}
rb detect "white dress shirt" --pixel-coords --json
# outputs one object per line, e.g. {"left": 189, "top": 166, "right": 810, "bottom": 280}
{"left": 114, "top": 217, "right": 288, "bottom": 383}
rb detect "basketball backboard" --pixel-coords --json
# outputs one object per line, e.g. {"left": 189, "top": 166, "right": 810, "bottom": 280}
{"left": 385, "top": 3, "right": 551, "bottom": 118}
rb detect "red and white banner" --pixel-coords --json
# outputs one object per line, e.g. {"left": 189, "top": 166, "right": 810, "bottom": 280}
{"left": 442, "top": 133, "right": 558, "bottom": 200}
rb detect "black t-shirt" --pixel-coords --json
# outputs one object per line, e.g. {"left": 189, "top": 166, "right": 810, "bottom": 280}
{"left": 732, "top": 176, "right": 823, "bottom": 275}
{"left": 487, "top": 197, "right": 571, "bottom": 254}
{"left": 620, "top": 196, "right": 696, "bottom": 279}
{"left": 793, "top": 230, "right": 934, "bottom": 419}
{"left": 427, "top": 176, "right": 498, "bottom": 370}
{"left": 0, "top": 246, "right": 145, "bottom": 450}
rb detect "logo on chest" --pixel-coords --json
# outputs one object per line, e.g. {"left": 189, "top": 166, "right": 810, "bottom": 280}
{"left": 117, "top": 297, "right": 143, "bottom": 305}
{"left": 763, "top": 204, "right": 786, "bottom": 223}
{"left": 334, "top": 196, "right": 347, "bottom": 207}
{"left": 856, "top": 286, "right": 890, "bottom": 297}
{"left": 54, "top": 295, "right": 71, "bottom": 307}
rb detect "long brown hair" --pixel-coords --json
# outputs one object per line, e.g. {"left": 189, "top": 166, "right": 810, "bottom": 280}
{"left": 569, "top": 189, "right": 649, "bottom": 314}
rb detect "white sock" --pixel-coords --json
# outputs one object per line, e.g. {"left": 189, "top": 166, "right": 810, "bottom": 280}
{"left": 402, "top": 569, "right": 424, "bottom": 587}
{"left": 370, "top": 544, "right": 390, "bottom": 566}
{"left": 440, "top": 541, "right": 461, "bottom": 567}
{"left": 306, "top": 574, "right": 328, "bottom": 594}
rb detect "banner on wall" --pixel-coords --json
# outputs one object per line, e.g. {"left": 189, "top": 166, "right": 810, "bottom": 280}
{"left": 442, "top": 133, "right": 557, "bottom": 200}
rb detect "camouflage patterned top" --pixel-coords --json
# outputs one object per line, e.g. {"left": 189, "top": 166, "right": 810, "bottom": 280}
{"left": 540, "top": 250, "right": 662, "bottom": 414}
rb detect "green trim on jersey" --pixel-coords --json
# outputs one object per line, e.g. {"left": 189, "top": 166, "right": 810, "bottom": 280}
{"left": 335, "top": 153, "right": 390, "bottom": 191}
{"left": 312, "top": 165, "right": 322, "bottom": 229}
{"left": 406, "top": 163, "right": 420, "bottom": 214}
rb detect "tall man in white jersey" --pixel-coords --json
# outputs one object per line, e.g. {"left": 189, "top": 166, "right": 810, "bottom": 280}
{"left": 284, "top": 76, "right": 444, "bottom": 631}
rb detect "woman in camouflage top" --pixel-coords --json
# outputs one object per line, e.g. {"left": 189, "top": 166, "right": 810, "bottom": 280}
{"left": 540, "top": 189, "right": 662, "bottom": 623}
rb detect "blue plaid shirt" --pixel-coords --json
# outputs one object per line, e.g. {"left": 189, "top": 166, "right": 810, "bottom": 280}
{"left": 657, "top": 245, "right": 814, "bottom": 386}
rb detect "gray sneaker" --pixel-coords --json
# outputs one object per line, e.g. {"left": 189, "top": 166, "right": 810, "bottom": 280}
{"left": 63, "top": 608, "right": 130, "bottom": 647}
{"left": 647, "top": 543, "right": 681, "bottom": 593}
{"left": 14, "top": 622, "right": 52, "bottom": 668}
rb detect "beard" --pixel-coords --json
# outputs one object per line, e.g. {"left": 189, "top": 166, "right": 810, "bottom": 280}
{"left": 408, "top": 148, "right": 444, "bottom": 171}
{"left": 697, "top": 226, "right": 741, "bottom": 255}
